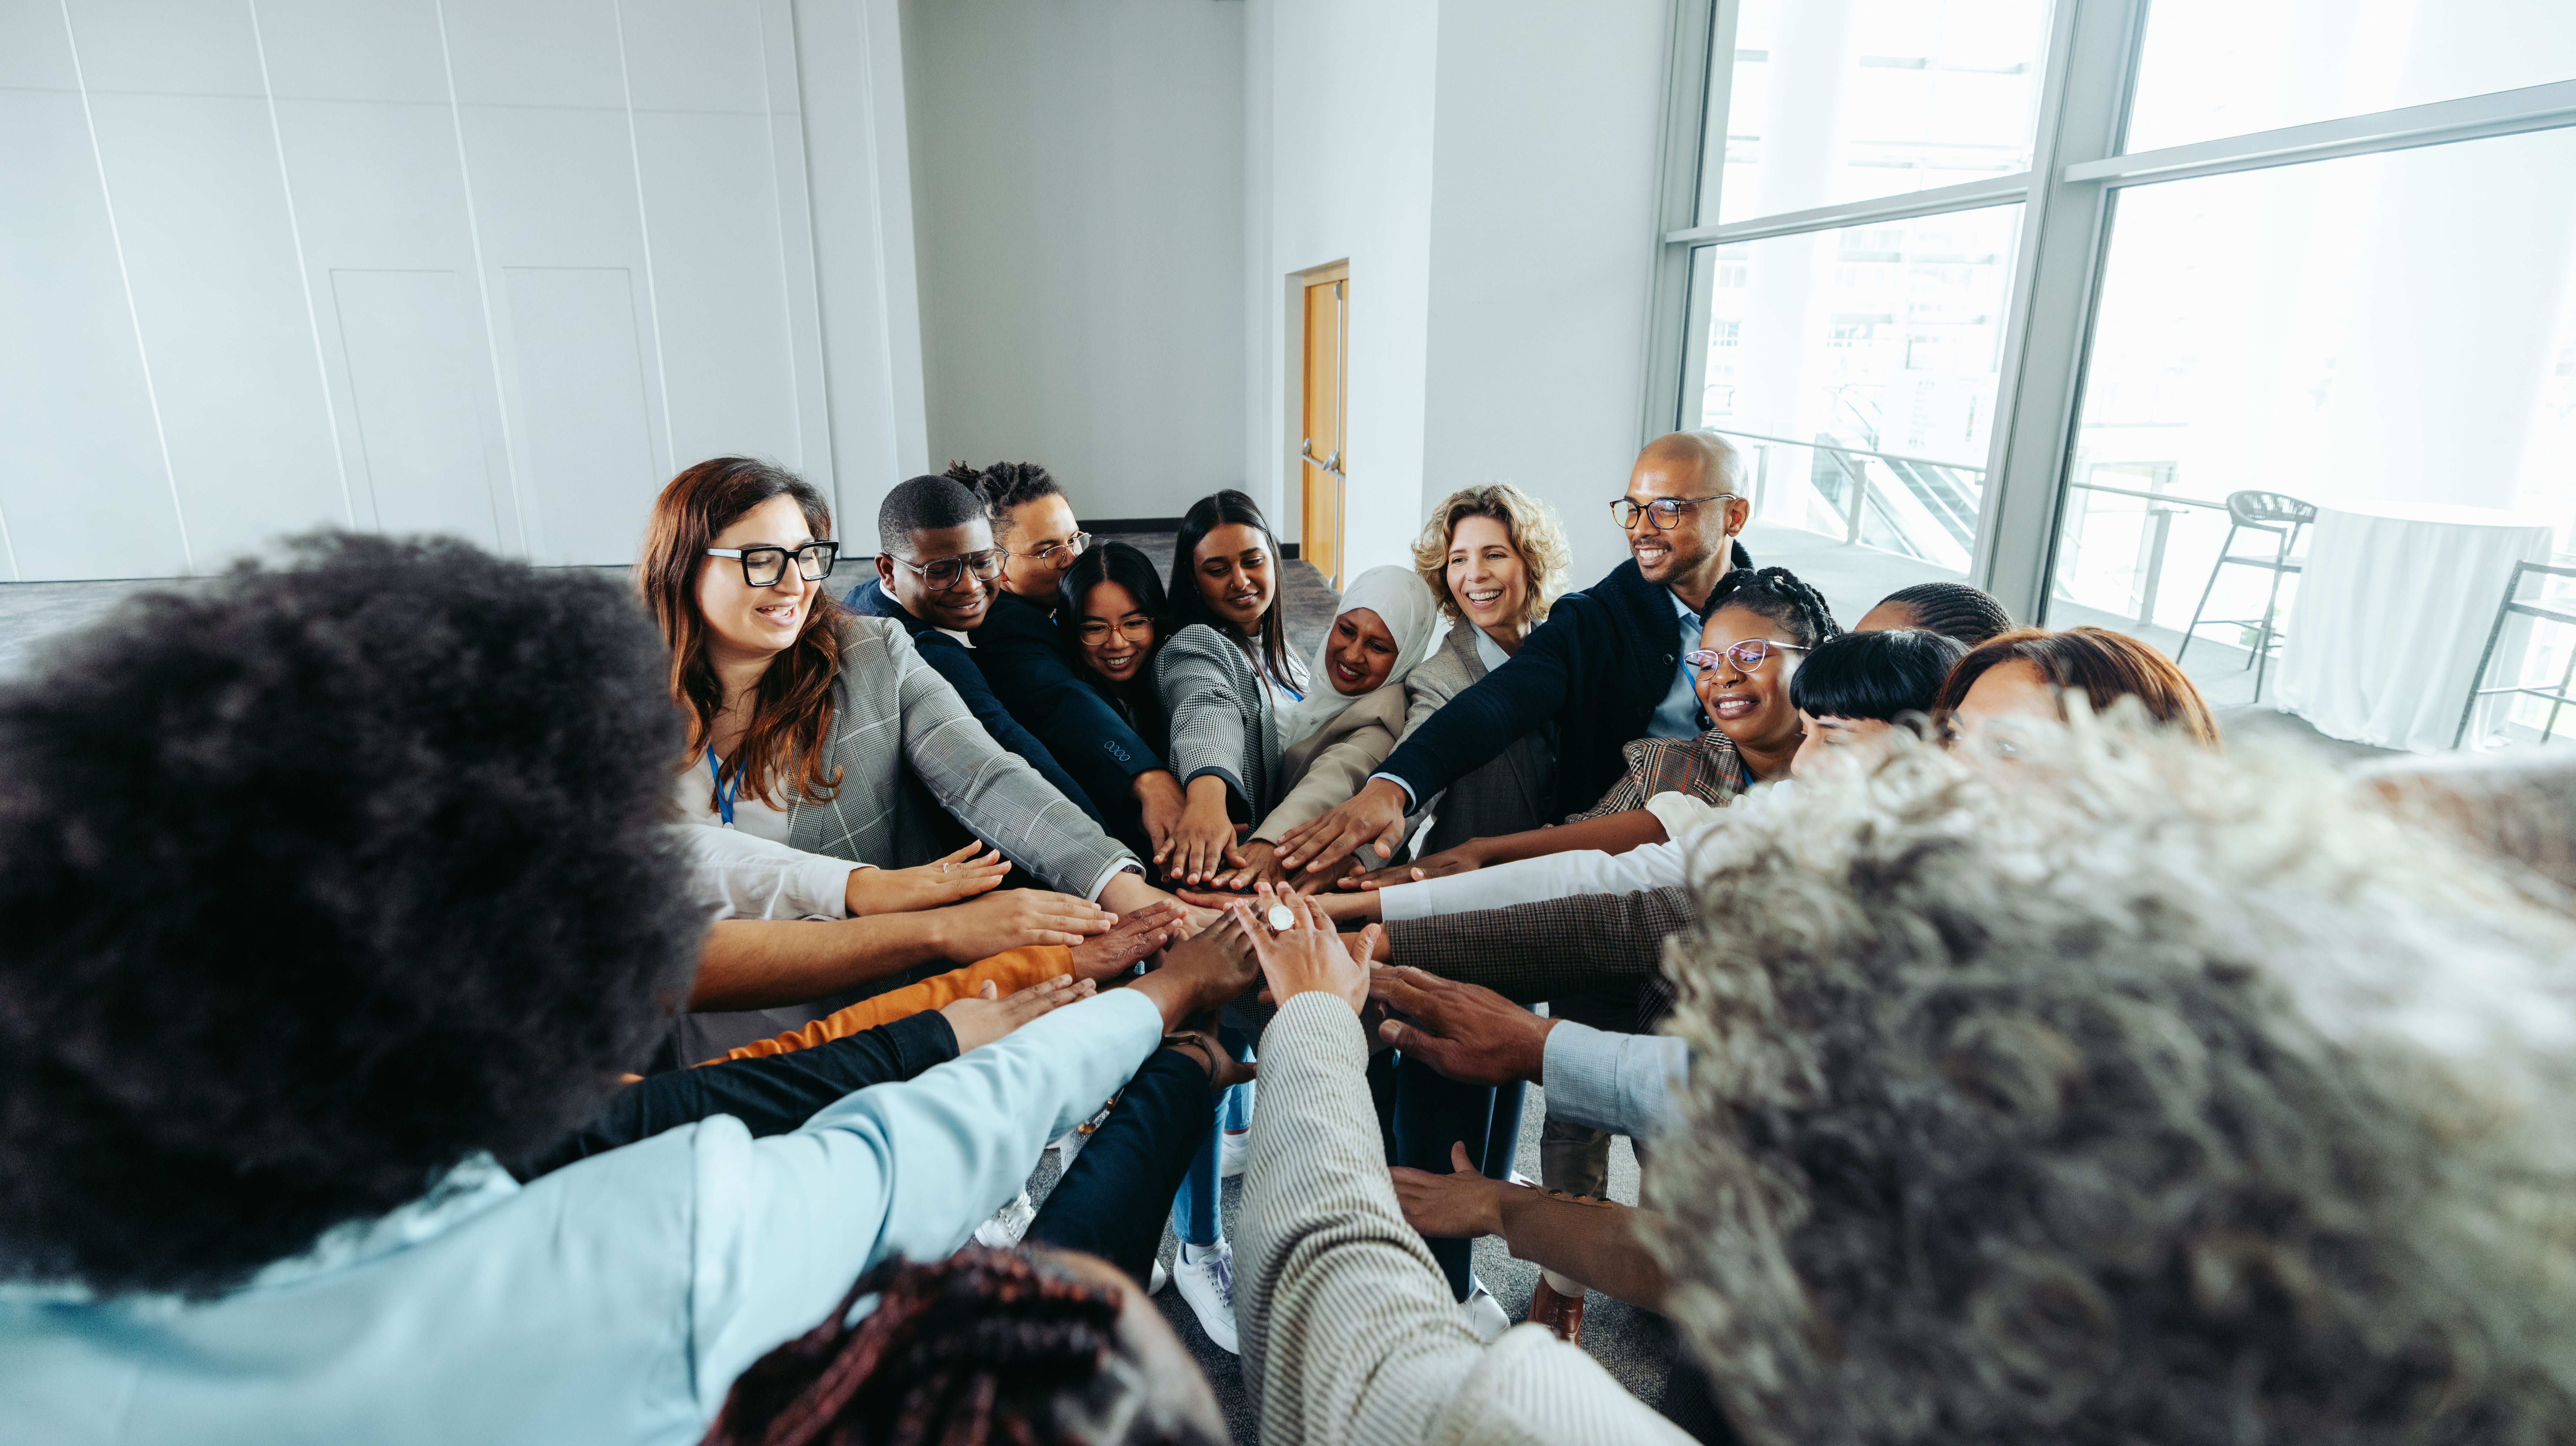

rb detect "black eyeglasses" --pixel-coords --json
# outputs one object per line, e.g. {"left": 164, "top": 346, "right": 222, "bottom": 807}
{"left": 1004, "top": 531, "right": 1092, "bottom": 569}
{"left": 1611, "top": 495, "right": 1737, "bottom": 530}
{"left": 1686, "top": 639, "right": 1811, "bottom": 673}
{"left": 886, "top": 548, "right": 1005, "bottom": 592}
{"left": 707, "top": 542, "right": 839, "bottom": 587}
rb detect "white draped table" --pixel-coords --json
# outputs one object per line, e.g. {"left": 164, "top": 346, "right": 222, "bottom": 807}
{"left": 2273, "top": 499, "right": 2555, "bottom": 753}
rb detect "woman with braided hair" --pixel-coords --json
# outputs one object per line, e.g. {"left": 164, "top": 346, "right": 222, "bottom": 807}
{"left": 1853, "top": 578, "right": 2014, "bottom": 644}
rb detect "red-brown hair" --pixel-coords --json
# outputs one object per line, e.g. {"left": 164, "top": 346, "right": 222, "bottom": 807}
{"left": 637, "top": 457, "right": 845, "bottom": 807}
{"left": 1934, "top": 625, "right": 2219, "bottom": 747}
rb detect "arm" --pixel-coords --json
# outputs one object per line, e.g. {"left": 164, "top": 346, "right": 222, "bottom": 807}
{"left": 1249, "top": 692, "right": 1401, "bottom": 847}
{"left": 1376, "top": 840, "right": 1685, "bottom": 923}
{"left": 1156, "top": 630, "right": 1256, "bottom": 885}
{"left": 916, "top": 637, "right": 1106, "bottom": 828}
{"left": 1381, "top": 887, "right": 1696, "bottom": 1006}
{"left": 974, "top": 602, "right": 1173, "bottom": 809}
{"left": 689, "top": 888, "right": 1116, "bottom": 1010}
{"left": 677, "top": 825, "right": 1010, "bottom": 921}
{"left": 1389, "top": 1149, "right": 1672, "bottom": 1312}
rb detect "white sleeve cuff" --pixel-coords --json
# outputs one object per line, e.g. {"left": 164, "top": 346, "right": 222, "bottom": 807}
{"left": 1643, "top": 791, "right": 1723, "bottom": 842}
{"left": 1365, "top": 771, "right": 1418, "bottom": 811}
{"left": 1086, "top": 859, "right": 1142, "bottom": 904}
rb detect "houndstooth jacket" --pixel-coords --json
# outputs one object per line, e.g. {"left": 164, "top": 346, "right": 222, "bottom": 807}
{"left": 1382, "top": 886, "right": 1695, "bottom": 1032}
{"left": 1154, "top": 623, "right": 1291, "bottom": 825}
{"left": 782, "top": 615, "right": 1136, "bottom": 892}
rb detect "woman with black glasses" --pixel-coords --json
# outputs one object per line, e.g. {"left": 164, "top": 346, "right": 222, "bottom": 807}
{"left": 639, "top": 458, "right": 1198, "bottom": 1060}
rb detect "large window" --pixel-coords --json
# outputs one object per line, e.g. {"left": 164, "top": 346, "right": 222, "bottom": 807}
{"left": 1660, "top": 0, "right": 2576, "bottom": 753}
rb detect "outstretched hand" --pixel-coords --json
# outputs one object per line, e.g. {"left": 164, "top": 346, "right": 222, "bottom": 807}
{"left": 847, "top": 842, "right": 1011, "bottom": 914}
{"left": 1272, "top": 778, "right": 1409, "bottom": 879}
{"left": 1066, "top": 900, "right": 1185, "bottom": 981}
{"left": 1242, "top": 885, "right": 1373, "bottom": 1016}
{"left": 940, "top": 974, "right": 1095, "bottom": 1053}
{"left": 1369, "top": 965, "right": 1554, "bottom": 1086}
{"left": 1389, "top": 1141, "right": 1509, "bottom": 1238}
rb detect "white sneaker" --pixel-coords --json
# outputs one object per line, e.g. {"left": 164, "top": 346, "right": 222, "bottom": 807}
{"left": 1049, "top": 1125, "right": 1089, "bottom": 1168}
{"left": 1171, "top": 1240, "right": 1240, "bottom": 1354}
{"left": 972, "top": 1188, "right": 1036, "bottom": 1250}
{"left": 1219, "top": 1127, "right": 1249, "bottom": 1179}
{"left": 1458, "top": 1280, "right": 1510, "bottom": 1344}
{"left": 1148, "top": 1258, "right": 1170, "bottom": 1295}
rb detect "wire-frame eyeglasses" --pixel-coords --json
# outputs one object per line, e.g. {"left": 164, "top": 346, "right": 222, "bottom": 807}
{"left": 1611, "top": 495, "right": 1737, "bottom": 530}
{"left": 885, "top": 548, "right": 1006, "bottom": 591}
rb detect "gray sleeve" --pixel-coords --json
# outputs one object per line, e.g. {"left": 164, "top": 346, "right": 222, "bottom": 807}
{"left": 1539, "top": 1022, "right": 1690, "bottom": 1142}
{"left": 1156, "top": 628, "right": 1251, "bottom": 802}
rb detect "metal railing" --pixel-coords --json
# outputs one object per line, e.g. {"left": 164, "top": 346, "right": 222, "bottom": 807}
{"left": 1707, "top": 427, "right": 1987, "bottom": 566}
{"left": 2061, "top": 479, "right": 2229, "bottom": 628}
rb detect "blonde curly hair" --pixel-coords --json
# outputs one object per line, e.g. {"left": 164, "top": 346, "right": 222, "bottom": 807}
{"left": 1408, "top": 483, "right": 1571, "bottom": 631}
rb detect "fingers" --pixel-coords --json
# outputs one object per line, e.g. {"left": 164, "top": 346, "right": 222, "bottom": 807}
{"left": 977, "top": 980, "right": 1000, "bottom": 1001}
{"left": 1367, "top": 965, "right": 1433, "bottom": 1013}
{"left": 1448, "top": 1140, "right": 1476, "bottom": 1175}
{"left": 937, "top": 841, "right": 987, "bottom": 865}
{"left": 1367, "top": 817, "right": 1407, "bottom": 863}
{"left": 1377, "top": 1015, "right": 1408, "bottom": 1049}
{"left": 1360, "top": 924, "right": 1391, "bottom": 962}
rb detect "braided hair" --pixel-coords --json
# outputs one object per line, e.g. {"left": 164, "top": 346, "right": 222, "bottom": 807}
{"left": 1873, "top": 580, "right": 2012, "bottom": 646}
{"left": 705, "top": 1247, "right": 1205, "bottom": 1446}
{"left": 945, "top": 459, "right": 1064, "bottom": 538}
{"left": 1704, "top": 565, "right": 1841, "bottom": 649}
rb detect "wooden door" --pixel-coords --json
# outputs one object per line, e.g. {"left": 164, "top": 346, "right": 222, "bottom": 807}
{"left": 1300, "top": 270, "right": 1347, "bottom": 584}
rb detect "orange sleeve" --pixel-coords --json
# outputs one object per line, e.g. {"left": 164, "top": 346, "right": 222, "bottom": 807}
{"left": 701, "top": 945, "right": 1074, "bottom": 1065}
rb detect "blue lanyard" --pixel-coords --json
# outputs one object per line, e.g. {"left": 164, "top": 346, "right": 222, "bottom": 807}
{"left": 706, "top": 746, "right": 738, "bottom": 826}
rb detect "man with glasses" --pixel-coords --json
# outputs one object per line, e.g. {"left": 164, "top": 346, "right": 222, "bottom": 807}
{"left": 1273, "top": 431, "right": 1755, "bottom": 880}
{"left": 844, "top": 475, "right": 1103, "bottom": 828}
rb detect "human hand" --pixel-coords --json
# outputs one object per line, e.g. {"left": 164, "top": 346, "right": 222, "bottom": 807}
{"left": 1243, "top": 886, "right": 1373, "bottom": 1016}
{"left": 1342, "top": 844, "right": 1479, "bottom": 892}
{"left": 930, "top": 888, "right": 1115, "bottom": 961}
{"left": 846, "top": 842, "right": 1011, "bottom": 914}
{"left": 1369, "top": 965, "right": 1554, "bottom": 1086}
{"left": 1183, "top": 885, "right": 1378, "bottom": 928}
{"left": 1162, "top": 778, "right": 1245, "bottom": 886}
{"left": 1272, "top": 777, "right": 1410, "bottom": 878}
{"left": 1128, "top": 905, "right": 1261, "bottom": 1031}
{"left": 1161, "top": 1029, "right": 1259, "bottom": 1091}
{"left": 1134, "top": 770, "right": 1187, "bottom": 865}
{"left": 1210, "top": 839, "right": 1288, "bottom": 892}
{"left": 940, "top": 974, "right": 1095, "bottom": 1052}
{"left": 1066, "top": 900, "right": 1185, "bottom": 981}
{"left": 1389, "top": 1141, "right": 1509, "bottom": 1238}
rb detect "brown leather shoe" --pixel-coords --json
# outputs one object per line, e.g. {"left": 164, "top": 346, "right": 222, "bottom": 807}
{"left": 1526, "top": 1278, "right": 1586, "bottom": 1345}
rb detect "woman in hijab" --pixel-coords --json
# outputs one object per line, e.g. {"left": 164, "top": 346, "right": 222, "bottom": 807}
{"left": 1215, "top": 565, "right": 1443, "bottom": 891}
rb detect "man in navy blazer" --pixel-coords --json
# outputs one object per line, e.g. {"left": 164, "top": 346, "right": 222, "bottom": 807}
{"left": 844, "top": 475, "right": 1103, "bottom": 828}
{"left": 1276, "top": 431, "right": 1754, "bottom": 877}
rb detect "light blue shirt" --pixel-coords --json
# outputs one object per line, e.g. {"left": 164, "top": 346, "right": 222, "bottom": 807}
{"left": 1541, "top": 1020, "right": 1690, "bottom": 1142}
{"left": 0, "top": 989, "right": 1165, "bottom": 1446}
{"left": 1645, "top": 588, "right": 1704, "bottom": 740}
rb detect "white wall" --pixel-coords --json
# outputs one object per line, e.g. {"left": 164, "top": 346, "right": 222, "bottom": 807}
{"left": 898, "top": 0, "right": 1245, "bottom": 524}
{"left": 0, "top": 0, "right": 921, "bottom": 578}
{"left": 1245, "top": 0, "right": 1671, "bottom": 585}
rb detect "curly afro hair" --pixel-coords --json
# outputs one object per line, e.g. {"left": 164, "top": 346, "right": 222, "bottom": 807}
{"left": 1653, "top": 720, "right": 2576, "bottom": 1445}
{"left": 0, "top": 532, "right": 702, "bottom": 1298}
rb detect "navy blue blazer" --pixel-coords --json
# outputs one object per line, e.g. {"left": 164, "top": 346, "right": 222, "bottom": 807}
{"left": 969, "top": 591, "right": 1170, "bottom": 825}
{"left": 1375, "top": 544, "right": 1752, "bottom": 823}
{"left": 840, "top": 578, "right": 1104, "bottom": 828}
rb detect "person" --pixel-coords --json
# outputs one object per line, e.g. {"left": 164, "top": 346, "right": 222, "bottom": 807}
{"left": 1647, "top": 722, "right": 2576, "bottom": 1444}
{"left": 842, "top": 472, "right": 1101, "bottom": 822}
{"left": 1230, "top": 892, "right": 1696, "bottom": 1446}
{"left": 1273, "top": 431, "right": 1756, "bottom": 879}
{"left": 640, "top": 457, "right": 1193, "bottom": 1058}
{"left": 1215, "top": 565, "right": 1443, "bottom": 889}
{"left": 1851, "top": 578, "right": 2015, "bottom": 642}
{"left": 1052, "top": 541, "right": 1173, "bottom": 842}
{"left": 1935, "top": 624, "right": 2220, "bottom": 756}
{"left": 1150, "top": 488, "right": 1307, "bottom": 1353}
{"left": 1392, "top": 483, "right": 1575, "bottom": 858}
{"left": 954, "top": 460, "right": 1193, "bottom": 862}
{"left": 0, "top": 531, "right": 1269, "bottom": 1445}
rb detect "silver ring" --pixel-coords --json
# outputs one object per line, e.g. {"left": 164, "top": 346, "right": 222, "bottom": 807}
{"left": 939, "top": 862, "right": 951, "bottom": 874}
{"left": 1267, "top": 904, "right": 1295, "bottom": 932}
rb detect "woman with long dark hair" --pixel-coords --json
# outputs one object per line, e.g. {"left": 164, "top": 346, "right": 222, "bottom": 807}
{"left": 1056, "top": 541, "right": 1170, "bottom": 736}
{"left": 1156, "top": 490, "right": 1305, "bottom": 887}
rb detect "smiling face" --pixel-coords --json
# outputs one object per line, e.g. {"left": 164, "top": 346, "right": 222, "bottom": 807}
{"left": 1621, "top": 445, "right": 1748, "bottom": 587}
{"left": 1950, "top": 658, "right": 2063, "bottom": 762}
{"left": 1323, "top": 606, "right": 1400, "bottom": 696}
{"left": 998, "top": 493, "right": 1082, "bottom": 605}
{"left": 1445, "top": 513, "right": 1530, "bottom": 639}
{"left": 1190, "top": 522, "right": 1274, "bottom": 631}
{"left": 1790, "top": 710, "right": 1896, "bottom": 778}
{"left": 875, "top": 518, "right": 998, "bottom": 633}
{"left": 1073, "top": 579, "right": 1155, "bottom": 685}
{"left": 1694, "top": 604, "right": 1808, "bottom": 756}
{"left": 695, "top": 493, "right": 821, "bottom": 664}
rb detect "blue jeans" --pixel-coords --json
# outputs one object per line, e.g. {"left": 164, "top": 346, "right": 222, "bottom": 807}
{"left": 1168, "top": 1026, "right": 1254, "bottom": 1248}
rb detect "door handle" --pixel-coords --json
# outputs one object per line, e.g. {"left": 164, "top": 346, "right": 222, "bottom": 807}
{"left": 1301, "top": 437, "right": 1314, "bottom": 458}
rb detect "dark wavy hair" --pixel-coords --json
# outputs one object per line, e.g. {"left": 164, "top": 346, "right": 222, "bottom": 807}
{"left": 1935, "top": 625, "right": 2218, "bottom": 747}
{"left": 1655, "top": 726, "right": 2576, "bottom": 1445}
{"left": 1705, "top": 565, "right": 1842, "bottom": 649}
{"left": 1874, "top": 580, "right": 2013, "bottom": 646}
{"left": 0, "top": 533, "right": 699, "bottom": 1298}
{"left": 1789, "top": 628, "right": 1966, "bottom": 721}
{"left": 637, "top": 457, "right": 846, "bottom": 808}
{"left": 946, "top": 459, "right": 1064, "bottom": 542}
{"left": 1167, "top": 490, "right": 1295, "bottom": 683}
{"left": 1056, "top": 541, "right": 1169, "bottom": 679}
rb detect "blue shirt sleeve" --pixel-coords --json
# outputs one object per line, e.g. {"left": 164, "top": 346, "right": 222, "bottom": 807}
{"left": 1538, "top": 1020, "right": 1689, "bottom": 1141}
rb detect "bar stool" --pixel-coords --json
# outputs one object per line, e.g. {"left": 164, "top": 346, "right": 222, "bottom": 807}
{"left": 2453, "top": 561, "right": 2576, "bottom": 748}
{"left": 2177, "top": 490, "right": 2315, "bottom": 703}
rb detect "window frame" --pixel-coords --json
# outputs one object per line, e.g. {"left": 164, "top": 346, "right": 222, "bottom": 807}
{"left": 1645, "top": 0, "right": 2576, "bottom": 623}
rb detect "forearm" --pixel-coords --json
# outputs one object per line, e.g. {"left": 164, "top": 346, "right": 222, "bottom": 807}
{"left": 688, "top": 915, "right": 952, "bottom": 1011}
{"left": 1383, "top": 889, "right": 1691, "bottom": 1001}
{"left": 1494, "top": 1189, "right": 1670, "bottom": 1312}
{"left": 712, "top": 946, "right": 1070, "bottom": 1061}
{"left": 1470, "top": 809, "right": 1667, "bottom": 867}
{"left": 1378, "top": 845, "right": 1682, "bottom": 924}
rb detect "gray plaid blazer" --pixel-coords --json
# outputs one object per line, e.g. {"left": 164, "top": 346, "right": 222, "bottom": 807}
{"left": 783, "top": 614, "right": 1135, "bottom": 891}
{"left": 1399, "top": 624, "right": 1552, "bottom": 855}
{"left": 1155, "top": 623, "right": 1285, "bottom": 823}
{"left": 1383, "top": 885, "right": 1694, "bottom": 1031}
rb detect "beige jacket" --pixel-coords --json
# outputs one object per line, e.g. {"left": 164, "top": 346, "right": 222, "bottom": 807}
{"left": 1247, "top": 679, "right": 1409, "bottom": 845}
{"left": 1236, "top": 993, "right": 1695, "bottom": 1446}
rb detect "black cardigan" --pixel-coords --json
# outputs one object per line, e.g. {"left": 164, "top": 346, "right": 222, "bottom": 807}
{"left": 971, "top": 591, "right": 1170, "bottom": 823}
{"left": 1375, "top": 546, "right": 1749, "bottom": 823}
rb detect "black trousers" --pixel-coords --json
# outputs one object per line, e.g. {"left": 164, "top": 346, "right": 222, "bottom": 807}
{"left": 1369, "top": 1050, "right": 1529, "bottom": 1301}
{"left": 1027, "top": 1045, "right": 1216, "bottom": 1284}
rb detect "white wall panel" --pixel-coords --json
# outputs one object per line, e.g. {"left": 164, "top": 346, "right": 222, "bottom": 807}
{"left": 64, "top": 0, "right": 264, "bottom": 97}
{"left": 504, "top": 266, "right": 661, "bottom": 564}
{"left": 333, "top": 269, "right": 506, "bottom": 547}
{"left": 620, "top": 0, "right": 770, "bottom": 113}
{"left": 251, "top": 0, "right": 451, "bottom": 105}
{"left": 438, "top": 0, "right": 627, "bottom": 110}
{"left": 84, "top": 91, "right": 348, "bottom": 565}
{"left": 0, "top": 88, "right": 186, "bottom": 579}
